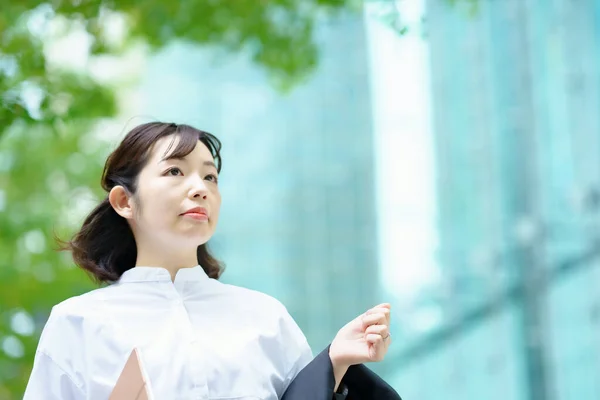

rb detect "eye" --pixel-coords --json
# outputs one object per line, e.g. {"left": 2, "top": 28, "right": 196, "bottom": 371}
{"left": 166, "top": 167, "right": 183, "bottom": 176}
{"left": 205, "top": 174, "right": 219, "bottom": 183}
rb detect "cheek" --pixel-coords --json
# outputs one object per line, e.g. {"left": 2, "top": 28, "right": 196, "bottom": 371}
{"left": 136, "top": 187, "right": 178, "bottom": 223}
{"left": 212, "top": 193, "right": 222, "bottom": 217}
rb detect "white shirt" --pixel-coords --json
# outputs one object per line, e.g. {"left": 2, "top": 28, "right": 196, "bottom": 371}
{"left": 24, "top": 266, "right": 314, "bottom": 400}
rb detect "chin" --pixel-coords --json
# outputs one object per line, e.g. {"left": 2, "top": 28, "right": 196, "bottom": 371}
{"left": 184, "top": 233, "right": 213, "bottom": 246}
{"left": 170, "top": 225, "right": 214, "bottom": 244}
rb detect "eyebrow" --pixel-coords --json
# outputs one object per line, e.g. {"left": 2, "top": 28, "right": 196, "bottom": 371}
{"left": 203, "top": 160, "right": 217, "bottom": 169}
{"left": 160, "top": 156, "right": 217, "bottom": 169}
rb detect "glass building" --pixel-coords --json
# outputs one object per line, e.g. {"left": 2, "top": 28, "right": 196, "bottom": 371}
{"left": 381, "top": 0, "right": 600, "bottom": 399}
{"left": 133, "top": 11, "right": 382, "bottom": 354}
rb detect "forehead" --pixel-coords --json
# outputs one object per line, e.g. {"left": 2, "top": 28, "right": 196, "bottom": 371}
{"left": 149, "top": 135, "right": 214, "bottom": 163}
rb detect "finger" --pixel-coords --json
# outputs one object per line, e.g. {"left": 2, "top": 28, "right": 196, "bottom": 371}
{"left": 365, "top": 333, "right": 384, "bottom": 345}
{"left": 376, "top": 307, "right": 391, "bottom": 327}
{"left": 366, "top": 306, "right": 390, "bottom": 315}
{"left": 374, "top": 303, "right": 391, "bottom": 309}
{"left": 365, "top": 324, "right": 389, "bottom": 338}
{"left": 361, "top": 312, "right": 387, "bottom": 328}
{"left": 363, "top": 308, "right": 390, "bottom": 327}
{"left": 366, "top": 307, "right": 391, "bottom": 325}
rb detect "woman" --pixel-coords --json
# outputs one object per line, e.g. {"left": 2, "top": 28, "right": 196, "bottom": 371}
{"left": 24, "top": 122, "right": 401, "bottom": 399}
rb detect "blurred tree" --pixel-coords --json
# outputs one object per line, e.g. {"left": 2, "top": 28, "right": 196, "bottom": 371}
{"left": 369, "top": 0, "right": 479, "bottom": 36}
{"left": 0, "top": 0, "right": 359, "bottom": 397}
{"left": 0, "top": 0, "right": 358, "bottom": 134}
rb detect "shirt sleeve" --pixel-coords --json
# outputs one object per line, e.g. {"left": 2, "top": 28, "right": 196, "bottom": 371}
{"left": 23, "top": 351, "right": 85, "bottom": 400}
{"left": 23, "top": 301, "right": 89, "bottom": 400}
{"left": 278, "top": 306, "right": 314, "bottom": 394}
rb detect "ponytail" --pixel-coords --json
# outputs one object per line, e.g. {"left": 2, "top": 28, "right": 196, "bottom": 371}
{"left": 61, "top": 198, "right": 137, "bottom": 283}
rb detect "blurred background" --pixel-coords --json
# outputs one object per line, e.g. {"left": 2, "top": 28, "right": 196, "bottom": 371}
{"left": 1, "top": 0, "right": 600, "bottom": 398}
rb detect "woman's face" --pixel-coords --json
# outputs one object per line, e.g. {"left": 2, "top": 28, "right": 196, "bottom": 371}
{"left": 129, "top": 135, "right": 221, "bottom": 252}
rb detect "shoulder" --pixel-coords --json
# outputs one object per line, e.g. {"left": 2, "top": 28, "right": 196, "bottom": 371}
{"left": 212, "top": 280, "right": 305, "bottom": 331}
{"left": 29, "top": 287, "right": 114, "bottom": 394}
{"left": 37, "top": 287, "right": 110, "bottom": 352}
{"left": 215, "top": 280, "right": 289, "bottom": 312}
{"left": 215, "top": 281, "right": 307, "bottom": 340}
{"left": 46, "top": 286, "right": 109, "bottom": 322}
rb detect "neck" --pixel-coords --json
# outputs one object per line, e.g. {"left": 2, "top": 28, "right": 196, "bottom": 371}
{"left": 135, "top": 248, "right": 198, "bottom": 281}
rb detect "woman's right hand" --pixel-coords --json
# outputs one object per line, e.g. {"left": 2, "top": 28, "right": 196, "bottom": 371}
{"left": 328, "top": 304, "right": 392, "bottom": 389}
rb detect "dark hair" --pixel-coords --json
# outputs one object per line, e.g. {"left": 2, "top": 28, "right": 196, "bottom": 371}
{"left": 61, "top": 122, "right": 224, "bottom": 283}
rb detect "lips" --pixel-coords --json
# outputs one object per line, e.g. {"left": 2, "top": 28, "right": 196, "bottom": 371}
{"left": 181, "top": 207, "right": 208, "bottom": 220}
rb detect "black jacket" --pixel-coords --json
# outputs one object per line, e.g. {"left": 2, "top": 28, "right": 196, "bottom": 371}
{"left": 282, "top": 346, "right": 401, "bottom": 400}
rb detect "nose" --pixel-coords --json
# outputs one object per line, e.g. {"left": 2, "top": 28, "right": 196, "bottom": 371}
{"left": 188, "top": 175, "right": 208, "bottom": 199}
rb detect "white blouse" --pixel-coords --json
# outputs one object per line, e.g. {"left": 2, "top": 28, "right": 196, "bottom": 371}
{"left": 23, "top": 265, "right": 314, "bottom": 400}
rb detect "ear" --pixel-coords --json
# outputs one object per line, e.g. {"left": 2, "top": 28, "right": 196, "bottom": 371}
{"left": 108, "top": 186, "right": 134, "bottom": 219}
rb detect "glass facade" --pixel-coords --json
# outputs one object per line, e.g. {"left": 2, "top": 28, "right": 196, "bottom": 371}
{"left": 134, "top": 12, "right": 381, "bottom": 353}
{"left": 379, "top": 0, "right": 600, "bottom": 398}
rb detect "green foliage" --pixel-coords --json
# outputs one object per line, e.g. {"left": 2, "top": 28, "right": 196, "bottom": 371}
{"left": 0, "top": 0, "right": 358, "bottom": 397}
{"left": 0, "top": 122, "right": 106, "bottom": 397}
{"left": 0, "top": 0, "right": 358, "bottom": 136}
